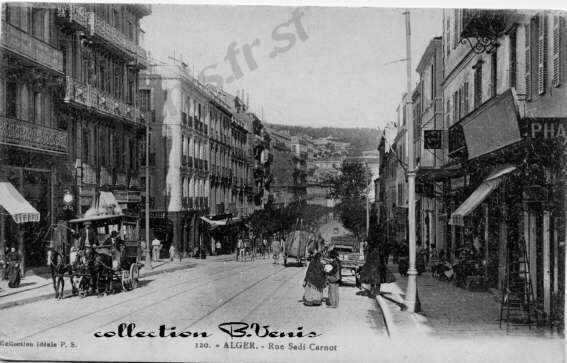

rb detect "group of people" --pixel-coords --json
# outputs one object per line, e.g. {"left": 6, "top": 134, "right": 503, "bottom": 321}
{"left": 234, "top": 234, "right": 286, "bottom": 264}
{"left": 302, "top": 249, "right": 341, "bottom": 308}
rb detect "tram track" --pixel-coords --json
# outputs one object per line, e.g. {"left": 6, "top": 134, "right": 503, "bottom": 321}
{"left": 180, "top": 265, "right": 293, "bottom": 331}
{"left": 18, "top": 262, "right": 266, "bottom": 341}
{"left": 239, "top": 266, "right": 306, "bottom": 322}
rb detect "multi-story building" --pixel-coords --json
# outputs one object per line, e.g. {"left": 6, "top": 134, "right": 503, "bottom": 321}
{"left": 140, "top": 63, "right": 210, "bottom": 257}
{"left": 269, "top": 128, "right": 295, "bottom": 207}
{"left": 380, "top": 95, "right": 410, "bottom": 246}
{"left": 58, "top": 3, "right": 150, "bottom": 215}
{"left": 411, "top": 37, "right": 446, "bottom": 255}
{"left": 222, "top": 92, "right": 253, "bottom": 218}
{"left": 0, "top": 3, "right": 150, "bottom": 269}
{"left": 442, "top": 9, "right": 566, "bottom": 321}
{"left": 208, "top": 88, "right": 236, "bottom": 219}
{"left": 245, "top": 112, "right": 271, "bottom": 208}
{"left": 291, "top": 135, "right": 308, "bottom": 199}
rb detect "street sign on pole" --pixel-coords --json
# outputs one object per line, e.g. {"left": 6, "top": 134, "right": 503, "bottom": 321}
{"left": 424, "top": 130, "right": 443, "bottom": 149}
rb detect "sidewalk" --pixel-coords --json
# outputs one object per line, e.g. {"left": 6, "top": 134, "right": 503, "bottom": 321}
{"left": 376, "top": 264, "right": 560, "bottom": 339}
{"left": 0, "top": 253, "right": 236, "bottom": 310}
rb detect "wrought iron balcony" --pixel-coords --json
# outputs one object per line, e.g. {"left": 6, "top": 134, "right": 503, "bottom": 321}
{"left": 460, "top": 9, "right": 516, "bottom": 53}
{"left": 64, "top": 76, "right": 143, "bottom": 125}
{"left": 56, "top": 4, "right": 90, "bottom": 29}
{"left": 89, "top": 12, "right": 147, "bottom": 64}
{"left": 0, "top": 116, "right": 68, "bottom": 154}
{"left": 1, "top": 22, "right": 64, "bottom": 74}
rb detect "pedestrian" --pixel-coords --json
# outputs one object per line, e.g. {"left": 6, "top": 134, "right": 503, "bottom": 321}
{"left": 236, "top": 236, "right": 243, "bottom": 261}
{"left": 325, "top": 249, "right": 341, "bottom": 308}
{"left": 169, "top": 244, "right": 176, "bottom": 262}
{"left": 359, "top": 246, "right": 383, "bottom": 297}
{"left": 151, "top": 237, "right": 161, "bottom": 262}
{"left": 215, "top": 240, "right": 222, "bottom": 256}
{"left": 416, "top": 242, "right": 426, "bottom": 275}
{"left": 263, "top": 237, "right": 269, "bottom": 257}
{"left": 302, "top": 252, "right": 326, "bottom": 306}
{"left": 429, "top": 244, "right": 440, "bottom": 272}
{"left": 271, "top": 236, "right": 281, "bottom": 264}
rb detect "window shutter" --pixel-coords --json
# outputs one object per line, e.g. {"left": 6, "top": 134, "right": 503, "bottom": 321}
{"left": 458, "top": 88, "right": 464, "bottom": 119}
{"left": 453, "top": 10, "right": 458, "bottom": 49}
{"left": 463, "top": 82, "right": 469, "bottom": 115}
{"left": 452, "top": 92, "right": 458, "bottom": 122}
{"left": 552, "top": 15, "right": 561, "bottom": 87}
{"left": 446, "top": 99, "right": 451, "bottom": 127}
{"left": 525, "top": 23, "right": 532, "bottom": 99}
{"left": 537, "top": 14, "right": 547, "bottom": 95}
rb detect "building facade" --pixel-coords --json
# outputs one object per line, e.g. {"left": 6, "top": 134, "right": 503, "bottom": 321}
{"left": 442, "top": 9, "right": 566, "bottom": 321}
{"left": 269, "top": 128, "right": 295, "bottom": 207}
{"left": 0, "top": 3, "right": 150, "bottom": 269}
{"left": 141, "top": 64, "right": 210, "bottom": 257}
{"left": 412, "top": 37, "right": 446, "bottom": 254}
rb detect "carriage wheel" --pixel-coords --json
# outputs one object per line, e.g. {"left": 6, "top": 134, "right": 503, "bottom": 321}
{"left": 121, "top": 271, "right": 130, "bottom": 291}
{"left": 130, "top": 264, "right": 139, "bottom": 289}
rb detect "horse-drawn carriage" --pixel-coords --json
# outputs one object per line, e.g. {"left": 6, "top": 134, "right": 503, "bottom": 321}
{"left": 61, "top": 213, "right": 142, "bottom": 297}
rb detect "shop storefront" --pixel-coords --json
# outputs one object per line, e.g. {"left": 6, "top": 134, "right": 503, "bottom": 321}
{"left": 0, "top": 153, "right": 70, "bottom": 272}
{"left": 444, "top": 90, "right": 565, "bottom": 322}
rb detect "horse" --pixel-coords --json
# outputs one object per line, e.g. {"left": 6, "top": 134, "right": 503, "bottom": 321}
{"left": 48, "top": 248, "right": 71, "bottom": 299}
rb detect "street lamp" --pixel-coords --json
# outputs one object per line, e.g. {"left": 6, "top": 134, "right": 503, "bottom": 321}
{"left": 63, "top": 189, "right": 74, "bottom": 208}
{"left": 403, "top": 10, "right": 418, "bottom": 313}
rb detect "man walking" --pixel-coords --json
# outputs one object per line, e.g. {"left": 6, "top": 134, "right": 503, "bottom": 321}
{"left": 151, "top": 237, "right": 161, "bottom": 262}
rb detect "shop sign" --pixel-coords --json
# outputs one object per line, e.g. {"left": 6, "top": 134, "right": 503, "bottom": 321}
{"left": 424, "top": 130, "right": 443, "bottom": 149}
{"left": 520, "top": 118, "right": 567, "bottom": 142}
{"left": 114, "top": 190, "right": 142, "bottom": 203}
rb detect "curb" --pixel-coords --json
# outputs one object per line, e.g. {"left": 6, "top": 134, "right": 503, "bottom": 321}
{"left": 0, "top": 262, "right": 197, "bottom": 311}
{"left": 375, "top": 294, "right": 396, "bottom": 338}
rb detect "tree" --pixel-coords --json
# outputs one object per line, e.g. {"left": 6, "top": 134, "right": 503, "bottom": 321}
{"left": 336, "top": 197, "right": 366, "bottom": 239}
{"left": 246, "top": 201, "right": 332, "bottom": 238}
{"left": 328, "top": 160, "right": 372, "bottom": 238}
{"left": 329, "top": 160, "right": 371, "bottom": 199}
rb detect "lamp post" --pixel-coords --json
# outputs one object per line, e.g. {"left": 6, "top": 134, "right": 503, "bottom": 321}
{"left": 403, "top": 10, "right": 418, "bottom": 312}
{"left": 145, "top": 115, "right": 152, "bottom": 270}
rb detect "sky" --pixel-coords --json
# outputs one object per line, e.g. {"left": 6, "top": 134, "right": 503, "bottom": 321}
{"left": 142, "top": 5, "right": 442, "bottom": 130}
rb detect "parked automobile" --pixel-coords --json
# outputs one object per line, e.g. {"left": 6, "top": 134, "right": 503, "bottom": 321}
{"left": 330, "top": 236, "right": 365, "bottom": 285}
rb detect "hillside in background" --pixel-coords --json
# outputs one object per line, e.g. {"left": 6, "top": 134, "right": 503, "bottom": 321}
{"left": 266, "top": 124, "right": 380, "bottom": 156}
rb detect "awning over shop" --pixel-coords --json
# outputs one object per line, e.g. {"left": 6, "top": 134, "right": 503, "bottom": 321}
{"left": 449, "top": 165, "right": 516, "bottom": 226}
{"left": 201, "top": 216, "right": 242, "bottom": 229}
{"left": 69, "top": 191, "right": 123, "bottom": 223}
{"left": 0, "top": 182, "right": 40, "bottom": 224}
{"left": 448, "top": 89, "right": 523, "bottom": 161}
{"left": 201, "top": 216, "right": 230, "bottom": 227}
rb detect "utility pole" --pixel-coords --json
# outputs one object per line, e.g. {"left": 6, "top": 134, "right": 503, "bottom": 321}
{"left": 403, "top": 9, "right": 418, "bottom": 312}
{"left": 145, "top": 114, "right": 152, "bottom": 270}
{"left": 366, "top": 193, "right": 370, "bottom": 238}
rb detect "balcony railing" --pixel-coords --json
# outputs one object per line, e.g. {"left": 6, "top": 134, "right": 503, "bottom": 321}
{"left": 1, "top": 23, "right": 64, "bottom": 74}
{"left": 0, "top": 116, "right": 68, "bottom": 154}
{"left": 56, "top": 4, "right": 90, "bottom": 29}
{"left": 90, "top": 12, "right": 147, "bottom": 62}
{"left": 64, "top": 76, "right": 143, "bottom": 125}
